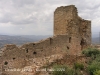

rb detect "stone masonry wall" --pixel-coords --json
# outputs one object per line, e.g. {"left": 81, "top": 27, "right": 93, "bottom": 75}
{"left": 54, "top": 5, "right": 78, "bottom": 35}
{"left": 3, "top": 35, "right": 70, "bottom": 59}
{"left": 2, "top": 35, "right": 70, "bottom": 68}
{"left": 54, "top": 5, "right": 91, "bottom": 53}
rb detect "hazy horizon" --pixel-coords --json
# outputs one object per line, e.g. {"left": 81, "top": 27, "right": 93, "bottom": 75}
{"left": 0, "top": 33, "right": 99, "bottom": 38}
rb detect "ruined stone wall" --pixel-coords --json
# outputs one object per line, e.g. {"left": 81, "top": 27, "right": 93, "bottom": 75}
{"left": 3, "top": 35, "right": 70, "bottom": 59}
{"left": 2, "top": 35, "right": 71, "bottom": 68}
{"left": 1, "top": 5, "right": 91, "bottom": 75}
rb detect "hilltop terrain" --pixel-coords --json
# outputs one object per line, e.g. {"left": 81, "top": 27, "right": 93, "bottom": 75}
{"left": 0, "top": 35, "right": 51, "bottom": 47}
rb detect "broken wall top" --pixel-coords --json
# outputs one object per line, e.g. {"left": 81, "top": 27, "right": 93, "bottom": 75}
{"left": 54, "top": 5, "right": 91, "bottom": 35}
{"left": 54, "top": 5, "right": 78, "bottom": 20}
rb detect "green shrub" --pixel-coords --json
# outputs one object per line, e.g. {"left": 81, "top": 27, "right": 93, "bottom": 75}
{"left": 74, "top": 62, "right": 84, "bottom": 70}
{"left": 52, "top": 64, "right": 74, "bottom": 75}
{"left": 95, "top": 54, "right": 100, "bottom": 62}
{"left": 52, "top": 64, "right": 85, "bottom": 75}
{"left": 75, "top": 69, "right": 83, "bottom": 75}
{"left": 87, "top": 52, "right": 100, "bottom": 75}
{"left": 82, "top": 48, "right": 100, "bottom": 57}
{"left": 87, "top": 61, "right": 100, "bottom": 75}
{"left": 93, "top": 70, "right": 100, "bottom": 75}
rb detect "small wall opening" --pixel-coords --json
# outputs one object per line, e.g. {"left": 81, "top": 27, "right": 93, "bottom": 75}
{"left": 33, "top": 51, "right": 37, "bottom": 55}
{"left": 4, "top": 61, "right": 8, "bottom": 65}
{"left": 26, "top": 49, "right": 28, "bottom": 53}
{"left": 50, "top": 38, "right": 53, "bottom": 45}
{"left": 67, "top": 46, "right": 69, "bottom": 49}
{"left": 80, "top": 38, "right": 85, "bottom": 50}
{"left": 13, "top": 58, "right": 16, "bottom": 60}
{"left": 33, "top": 43, "right": 35, "bottom": 46}
{"left": 69, "top": 37, "right": 71, "bottom": 43}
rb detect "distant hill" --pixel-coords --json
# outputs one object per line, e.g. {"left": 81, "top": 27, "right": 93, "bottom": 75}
{"left": 0, "top": 35, "right": 52, "bottom": 47}
{"left": 92, "top": 37, "right": 100, "bottom": 45}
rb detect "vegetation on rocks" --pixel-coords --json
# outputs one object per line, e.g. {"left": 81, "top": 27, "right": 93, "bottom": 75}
{"left": 52, "top": 48, "right": 100, "bottom": 75}
{"left": 52, "top": 64, "right": 85, "bottom": 75}
{"left": 82, "top": 48, "right": 100, "bottom": 57}
{"left": 74, "top": 62, "right": 84, "bottom": 70}
{"left": 52, "top": 64, "right": 74, "bottom": 75}
{"left": 83, "top": 48, "right": 100, "bottom": 75}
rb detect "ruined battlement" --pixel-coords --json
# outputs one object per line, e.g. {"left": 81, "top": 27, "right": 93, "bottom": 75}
{"left": 54, "top": 5, "right": 77, "bottom": 18}
{"left": 54, "top": 5, "right": 91, "bottom": 36}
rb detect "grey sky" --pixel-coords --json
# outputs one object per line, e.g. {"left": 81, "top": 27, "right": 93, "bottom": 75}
{"left": 0, "top": 0, "right": 100, "bottom": 36}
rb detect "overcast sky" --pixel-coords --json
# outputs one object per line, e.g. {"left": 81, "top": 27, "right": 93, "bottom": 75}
{"left": 0, "top": 0, "right": 100, "bottom": 36}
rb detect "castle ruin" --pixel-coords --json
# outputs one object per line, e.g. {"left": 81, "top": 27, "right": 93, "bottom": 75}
{"left": 54, "top": 5, "right": 91, "bottom": 54}
{"left": 0, "top": 5, "right": 91, "bottom": 75}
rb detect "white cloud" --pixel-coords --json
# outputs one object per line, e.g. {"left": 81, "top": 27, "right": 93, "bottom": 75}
{"left": 0, "top": 0, "right": 100, "bottom": 35}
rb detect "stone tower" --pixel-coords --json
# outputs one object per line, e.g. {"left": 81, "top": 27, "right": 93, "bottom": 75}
{"left": 54, "top": 5, "right": 91, "bottom": 52}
